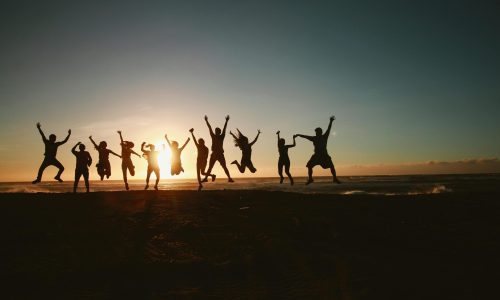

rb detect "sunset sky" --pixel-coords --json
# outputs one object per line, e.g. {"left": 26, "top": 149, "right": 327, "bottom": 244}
{"left": 1, "top": 1, "right": 499, "bottom": 181}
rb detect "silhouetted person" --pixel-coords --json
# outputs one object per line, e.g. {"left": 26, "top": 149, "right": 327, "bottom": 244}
{"left": 89, "top": 136, "right": 121, "bottom": 181}
{"left": 165, "top": 134, "right": 190, "bottom": 176}
{"left": 276, "top": 131, "right": 296, "bottom": 185}
{"left": 230, "top": 129, "right": 260, "bottom": 173}
{"left": 142, "top": 142, "right": 163, "bottom": 190}
{"left": 295, "top": 116, "right": 341, "bottom": 185}
{"left": 118, "top": 130, "right": 141, "bottom": 190}
{"left": 32, "top": 122, "right": 71, "bottom": 183}
{"left": 202, "top": 115, "right": 234, "bottom": 183}
{"left": 189, "top": 128, "right": 216, "bottom": 190}
{"left": 71, "top": 142, "right": 92, "bottom": 193}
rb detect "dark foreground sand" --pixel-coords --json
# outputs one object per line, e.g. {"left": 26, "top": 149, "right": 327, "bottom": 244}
{"left": 1, "top": 190, "right": 499, "bottom": 299}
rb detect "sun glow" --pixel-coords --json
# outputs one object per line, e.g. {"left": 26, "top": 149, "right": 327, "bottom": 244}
{"left": 155, "top": 141, "right": 171, "bottom": 179}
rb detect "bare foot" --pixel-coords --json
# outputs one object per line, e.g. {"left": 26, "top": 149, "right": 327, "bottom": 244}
{"left": 144, "top": 185, "right": 149, "bottom": 190}
{"left": 54, "top": 176, "right": 63, "bottom": 183}
{"left": 32, "top": 179, "right": 40, "bottom": 184}
{"left": 211, "top": 174, "right": 216, "bottom": 182}
{"left": 228, "top": 178, "right": 234, "bottom": 183}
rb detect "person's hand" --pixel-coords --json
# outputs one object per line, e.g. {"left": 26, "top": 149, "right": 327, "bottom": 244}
{"left": 225, "top": 115, "right": 230, "bottom": 121}
{"left": 68, "top": 129, "right": 72, "bottom": 134}
{"left": 330, "top": 115, "right": 335, "bottom": 121}
{"left": 117, "top": 130, "right": 121, "bottom": 134}
{"left": 204, "top": 115, "right": 208, "bottom": 121}
{"left": 258, "top": 129, "right": 261, "bottom": 134}
{"left": 164, "top": 134, "right": 168, "bottom": 139}
{"left": 142, "top": 142, "right": 146, "bottom": 146}
{"left": 276, "top": 130, "right": 280, "bottom": 135}
{"left": 293, "top": 134, "right": 298, "bottom": 138}
{"left": 189, "top": 128, "right": 194, "bottom": 133}
{"left": 76, "top": 141, "right": 81, "bottom": 145}
{"left": 229, "top": 131, "right": 233, "bottom": 135}
{"left": 89, "top": 135, "right": 92, "bottom": 139}
{"left": 36, "top": 122, "right": 41, "bottom": 128}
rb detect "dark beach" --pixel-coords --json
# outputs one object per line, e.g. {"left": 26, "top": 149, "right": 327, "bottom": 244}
{"left": 1, "top": 189, "right": 499, "bottom": 299}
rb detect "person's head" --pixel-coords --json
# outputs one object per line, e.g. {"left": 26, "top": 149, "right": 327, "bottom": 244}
{"left": 125, "top": 141, "right": 134, "bottom": 149}
{"left": 215, "top": 127, "right": 222, "bottom": 135}
{"left": 315, "top": 127, "right": 323, "bottom": 136}
{"left": 149, "top": 144, "right": 155, "bottom": 151}
{"left": 233, "top": 131, "right": 248, "bottom": 148}
{"left": 198, "top": 138, "right": 205, "bottom": 146}
{"left": 99, "top": 141, "right": 107, "bottom": 148}
{"left": 49, "top": 134, "right": 56, "bottom": 142}
{"left": 79, "top": 144, "right": 86, "bottom": 151}
{"left": 172, "top": 141, "right": 179, "bottom": 149}
{"left": 279, "top": 138, "right": 285, "bottom": 147}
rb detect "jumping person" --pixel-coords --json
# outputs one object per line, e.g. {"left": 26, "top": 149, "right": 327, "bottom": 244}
{"left": 32, "top": 122, "right": 71, "bottom": 183}
{"left": 230, "top": 129, "right": 260, "bottom": 173}
{"left": 117, "top": 130, "right": 141, "bottom": 190}
{"left": 71, "top": 142, "right": 92, "bottom": 193}
{"left": 141, "top": 142, "right": 163, "bottom": 190}
{"left": 202, "top": 115, "right": 234, "bottom": 183}
{"left": 295, "top": 116, "right": 341, "bottom": 185}
{"left": 276, "top": 131, "right": 296, "bottom": 185}
{"left": 89, "top": 136, "right": 121, "bottom": 181}
{"left": 165, "top": 134, "right": 190, "bottom": 176}
{"left": 189, "top": 128, "right": 216, "bottom": 190}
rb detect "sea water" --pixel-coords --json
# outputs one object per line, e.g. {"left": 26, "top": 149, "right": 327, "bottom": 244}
{"left": 1, "top": 174, "right": 498, "bottom": 195}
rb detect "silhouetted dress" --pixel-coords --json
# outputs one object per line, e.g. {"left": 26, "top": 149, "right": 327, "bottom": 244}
{"left": 170, "top": 147, "right": 184, "bottom": 175}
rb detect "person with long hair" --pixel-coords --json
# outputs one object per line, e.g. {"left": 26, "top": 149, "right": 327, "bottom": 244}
{"left": 230, "top": 129, "right": 260, "bottom": 173}
{"left": 276, "top": 131, "right": 296, "bottom": 185}
{"left": 89, "top": 136, "right": 121, "bottom": 181}
{"left": 165, "top": 134, "right": 190, "bottom": 176}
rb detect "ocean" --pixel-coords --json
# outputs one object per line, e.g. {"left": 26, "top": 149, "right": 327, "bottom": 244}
{"left": 1, "top": 174, "right": 498, "bottom": 195}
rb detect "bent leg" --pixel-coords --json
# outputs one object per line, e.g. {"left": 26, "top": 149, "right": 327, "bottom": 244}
{"left": 53, "top": 159, "right": 65, "bottom": 181}
{"left": 34, "top": 159, "right": 51, "bottom": 182}
{"left": 219, "top": 155, "right": 233, "bottom": 182}
{"left": 203, "top": 155, "right": 217, "bottom": 182}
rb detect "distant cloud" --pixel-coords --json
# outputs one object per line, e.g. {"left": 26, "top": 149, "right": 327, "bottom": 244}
{"left": 339, "top": 158, "right": 500, "bottom": 175}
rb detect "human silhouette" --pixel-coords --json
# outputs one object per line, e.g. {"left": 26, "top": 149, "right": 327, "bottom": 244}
{"left": 202, "top": 115, "right": 234, "bottom": 183}
{"left": 295, "top": 116, "right": 341, "bottom": 185}
{"left": 230, "top": 129, "right": 260, "bottom": 173}
{"left": 276, "top": 131, "right": 296, "bottom": 185}
{"left": 89, "top": 136, "right": 121, "bottom": 181}
{"left": 32, "top": 122, "right": 71, "bottom": 184}
{"left": 118, "top": 130, "right": 141, "bottom": 190}
{"left": 71, "top": 142, "right": 92, "bottom": 193}
{"left": 189, "top": 128, "right": 216, "bottom": 190}
{"left": 141, "top": 142, "right": 163, "bottom": 190}
{"left": 165, "top": 134, "right": 190, "bottom": 176}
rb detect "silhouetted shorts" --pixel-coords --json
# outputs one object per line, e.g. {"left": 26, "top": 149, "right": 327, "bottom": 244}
{"left": 307, "top": 154, "right": 334, "bottom": 169}
{"left": 209, "top": 153, "right": 226, "bottom": 165}
{"left": 75, "top": 168, "right": 89, "bottom": 180}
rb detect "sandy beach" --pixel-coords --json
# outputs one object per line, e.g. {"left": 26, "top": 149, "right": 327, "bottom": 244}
{"left": 1, "top": 189, "right": 499, "bottom": 299}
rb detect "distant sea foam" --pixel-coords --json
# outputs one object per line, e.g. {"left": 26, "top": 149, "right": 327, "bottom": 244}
{"left": 1, "top": 174, "right": 498, "bottom": 195}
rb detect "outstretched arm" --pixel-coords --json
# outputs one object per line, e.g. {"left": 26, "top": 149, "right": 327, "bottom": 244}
{"left": 295, "top": 134, "right": 314, "bottom": 142}
{"left": 109, "top": 149, "right": 121, "bottom": 158}
{"left": 222, "top": 115, "right": 229, "bottom": 135}
{"left": 89, "top": 136, "right": 98, "bottom": 149}
{"left": 71, "top": 142, "right": 79, "bottom": 155}
{"left": 164, "top": 134, "right": 172, "bottom": 147}
{"left": 36, "top": 122, "right": 48, "bottom": 142}
{"left": 204, "top": 115, "right": 214, "bottom": 136}
{"left": 189, "top": 129, "right": 199, "bottom": 147}
{"left": 229, "top": 131, "right": 238, "bottom": 140}
{"left": 249, "top": 130, "right": 261, "bottom": 146}
{"left": 131, "top": 149, "right": 141, "bottom": 157}
{"left": 180, "top": 138, "right": 190, "bottom": 151}
{"left": 325, "top": 116, "right": 335, "bottom": 137}
{"left": 117, "top": 130, "right": 124, "bottom": 144}
{"left": 59, "top": 129, "right": 71, "bottom": 145}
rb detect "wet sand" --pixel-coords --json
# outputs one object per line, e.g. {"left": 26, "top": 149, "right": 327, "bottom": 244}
{"left": 1, "top": 190, "right": 499, "bottom": 299}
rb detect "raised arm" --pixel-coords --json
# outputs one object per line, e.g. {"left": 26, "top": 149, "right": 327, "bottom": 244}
{"left": 287, "top": 136, "right": 297, "bottom": 148}
{"left": 229, "top": 131, "right": 238, "bottom": 140}
{"left": 58, "top": 129, "right": 71, "bottom": 145}
{"left": 249, "top": 130, "right": 261, "bottom": 146}
{"left": 222, "top": 115, "right": 230, "bottom": 135}
{"left": 180, "top": 138, "right": 190, "bottom": 151}
{"left": 189, "top": 128, "right": 199, "bottom": 147}
{"left": 164, "top": 134, "right": 172, "bottom": 147}
{"left": 204, "top": 115, "right": 214, "bottom": 136}
{"left": 295, "top": 134, "right": 314, "bottom": 142}
{"left": 71, "top": 142, "right": 79, "bottom": 155}
{"left": 89, "top": 136, "right": 99, "bottom": 149}
{"left": 117, "top": 130, "right": 124, "bottom": 144}
{"left": 36, "top": 122, "right": 48, "bottom": 142}
{"left": 325, "top": 115, "right": 335, "bottom": 137}
{"left": 141, "top": 142, "right": 147, "bottom": 153}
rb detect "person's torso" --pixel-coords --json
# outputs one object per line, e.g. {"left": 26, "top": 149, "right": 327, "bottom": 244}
{"left": 170, "top": 148, "right": 181, "bottom": 163}
{"left": 278, "top": 145, "right": 289, "bottom": 159}
{"left": 198, "top": 145, "right": 209, "bottom": 160}
{"left": 313, "top": 136, "right": 328, "bottom": 155}
{"left": 148, "top": 151, "right": 159, "bottom": 166}
{"left": 121, "top": 145, "right": 131, "bottom": 159}
{"left": 98, "top": 148, "right": 110, "bottom": 161}
{"left": 211, "top": 135, "right": 224, "bottom": 153}
{"left": 242, "top": 145, "right": 252, "bottom": 160}
{"left": 75, "top": 152, "right": 90, "bottom": 169}
{"left": 44, "top": 142, "right": 58, "bottom": 157}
